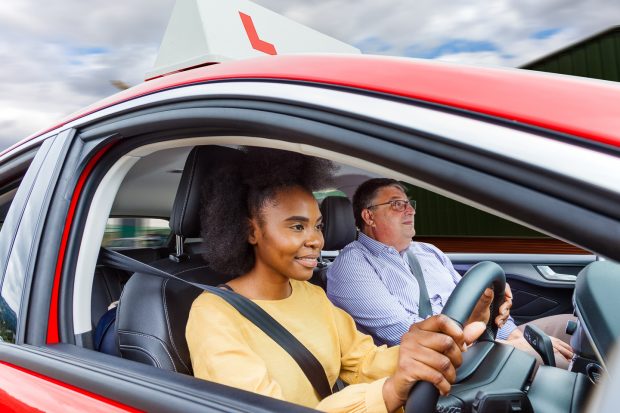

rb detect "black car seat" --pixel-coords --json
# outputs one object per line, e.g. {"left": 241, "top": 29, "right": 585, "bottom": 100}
{"left": 115, "top": 146, "right": 241, "bottom": 374}
{"left": 312, "top": 196, "right": 357, "bottom": 287}
{"left": 92, "top": 248, "right": 167, "bottom": 331}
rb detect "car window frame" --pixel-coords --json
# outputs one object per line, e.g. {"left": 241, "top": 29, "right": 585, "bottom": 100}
{"left": 11, "top": 80, "right": 618, "bottom": 412}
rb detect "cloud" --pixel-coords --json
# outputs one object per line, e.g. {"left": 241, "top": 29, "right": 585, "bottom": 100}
{"left": 0, "top": 0, "right": 618, "bottom": 148}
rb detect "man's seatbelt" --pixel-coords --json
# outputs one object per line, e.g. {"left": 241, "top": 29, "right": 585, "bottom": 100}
{"left": 405, "top": 250, "right": 433, "bottom": 318}
{"left": 99, "top": 248, "right": 333, "bottom": 400}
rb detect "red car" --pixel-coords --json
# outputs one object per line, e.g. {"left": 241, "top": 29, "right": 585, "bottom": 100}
{"left": 1, "top": 1, "right": 619, "bottom": 411}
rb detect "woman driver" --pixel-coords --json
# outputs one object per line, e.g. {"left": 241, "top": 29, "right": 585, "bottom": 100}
{"left": 186, "top": 148, "right": 490, "bottom": 413}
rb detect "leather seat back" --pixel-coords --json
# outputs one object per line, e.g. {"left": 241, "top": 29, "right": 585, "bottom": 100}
{"left": 116, "top": 259, "right": 230, "bottom": 373}
{"left": 320, "top": 196, "right": 356, "bottom": 251}
{"left": 116, "top": 145, "right": 242, "bottom": 373}
{"left": 91, "top": 247, "right": 166, "bottom": 328}
{"left": 312, "top": 196, "right": 356, "bottom": 287}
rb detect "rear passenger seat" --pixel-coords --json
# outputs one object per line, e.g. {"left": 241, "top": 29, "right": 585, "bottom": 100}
{"left": 91, "top": 247, "right": 169, "bottom": 330}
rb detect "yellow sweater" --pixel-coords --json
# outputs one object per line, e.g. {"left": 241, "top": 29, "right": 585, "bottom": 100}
{"left": 186, "top": 279, "right": 399, "bottom": 412}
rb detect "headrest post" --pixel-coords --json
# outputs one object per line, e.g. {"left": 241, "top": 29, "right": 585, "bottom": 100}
{"left": 176, "top": 235, "right": 184, "bottom": 256}
{"left": 169, "top": 234, "right": 188, "bottom": 262}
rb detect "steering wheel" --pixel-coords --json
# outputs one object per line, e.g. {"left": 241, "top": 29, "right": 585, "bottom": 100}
{"left": 404, "top": 261, "right": 506, "bottom": 413}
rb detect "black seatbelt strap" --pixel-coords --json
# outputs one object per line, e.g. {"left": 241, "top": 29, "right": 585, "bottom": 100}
{"left": 100, "top": 248, "right": 333, "bottom": 400}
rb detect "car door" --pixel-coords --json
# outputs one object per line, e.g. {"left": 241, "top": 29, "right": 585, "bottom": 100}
{"left": 448, "top": 253, "right": 590, "bottom": 325}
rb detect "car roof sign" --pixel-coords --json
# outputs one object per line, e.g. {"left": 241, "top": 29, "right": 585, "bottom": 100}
{"left": 146, "top": 0, "right": 361, "bottom": 80}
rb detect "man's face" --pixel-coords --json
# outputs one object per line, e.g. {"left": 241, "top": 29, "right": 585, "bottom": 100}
{"left": 363, "top": 186, "right": 416, "bottom": 251}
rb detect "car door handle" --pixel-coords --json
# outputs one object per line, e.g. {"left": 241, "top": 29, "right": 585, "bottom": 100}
{"left": 536, "top": 265, "right": 577, "bottom": 281}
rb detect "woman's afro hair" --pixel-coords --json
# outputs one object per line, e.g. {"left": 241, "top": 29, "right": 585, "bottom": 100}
{"left": 200, "top": 147, "right": 336, "bottom": 276}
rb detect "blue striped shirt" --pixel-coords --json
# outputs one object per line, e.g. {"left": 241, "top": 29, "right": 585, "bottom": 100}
{"left": 326, "top": 232, "right": 516, "bottom": 346}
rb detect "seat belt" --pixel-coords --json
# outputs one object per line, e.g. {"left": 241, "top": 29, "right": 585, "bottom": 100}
{"left": 405, "top": 250, "right": 433, "bottom": 318}
{"left": 99, "top": 248, "right": 333, "bottom": 400}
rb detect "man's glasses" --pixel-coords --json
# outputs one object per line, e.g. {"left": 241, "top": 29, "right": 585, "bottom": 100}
{"left": 366, "top": 199, "right": 416, "bottom": 212}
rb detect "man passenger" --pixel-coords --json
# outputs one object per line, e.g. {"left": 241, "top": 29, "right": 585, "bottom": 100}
{"left": 326, "top": 178, "right": 573, "bottom": 367}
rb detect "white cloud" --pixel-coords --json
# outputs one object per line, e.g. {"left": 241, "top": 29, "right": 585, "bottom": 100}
{"left": 0, "top": 0, "right": 618, "bottom": 148}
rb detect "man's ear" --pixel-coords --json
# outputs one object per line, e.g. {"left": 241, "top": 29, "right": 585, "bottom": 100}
{"left": 248, "top": 218, "right": 260, "bottom": 245}
{"left": 361, "top": 209, "right": 374, "bottom": 227}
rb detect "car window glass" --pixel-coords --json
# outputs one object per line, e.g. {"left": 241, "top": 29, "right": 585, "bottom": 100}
{"left": 401, "top": 183, "right": 587, "bottom": 253}
{"left": 102, "top": 218, "right": 170, "bottom": 249}
{"left": 0, "top": 146, "right": 42, "bottom": 343}
{"left": 314, "top": 189, "right": 347, "bottom": 201}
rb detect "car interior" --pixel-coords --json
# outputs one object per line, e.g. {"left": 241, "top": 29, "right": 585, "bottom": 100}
{"left": 63, "top": 136, "right": 609, "bottom": 412}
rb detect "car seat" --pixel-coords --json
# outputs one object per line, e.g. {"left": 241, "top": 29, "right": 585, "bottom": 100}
{"left": 313, "top": 196, "right": 357, "bottom": 287}
{"left": 114, "top": 145, "right": 241, "bottom": 374}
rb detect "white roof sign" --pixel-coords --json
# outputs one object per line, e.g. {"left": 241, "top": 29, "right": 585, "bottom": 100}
{"left": 146, "top": 0, "right": 361, "bottom": 79}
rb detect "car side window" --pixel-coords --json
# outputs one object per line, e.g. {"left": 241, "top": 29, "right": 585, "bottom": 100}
{"left": 102, "top": 218, "right": 170, "bottom": 249}
{"left": 402, "top": 183, "right": 586, "bottom": 253}
{"left": 0, "top": 146, "right": 41, "bottom": 343}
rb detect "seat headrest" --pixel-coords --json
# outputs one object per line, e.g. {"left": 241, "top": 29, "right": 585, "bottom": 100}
{"left": 320, "top": 196, "right": 357, "bottom": 250}
{"left": 169, "top": 146, "right": 243, "bottom": 238}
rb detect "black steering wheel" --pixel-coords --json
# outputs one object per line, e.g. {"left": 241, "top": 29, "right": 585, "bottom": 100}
{"left": 404, "top": 261, "right": 506, "bottom": 413}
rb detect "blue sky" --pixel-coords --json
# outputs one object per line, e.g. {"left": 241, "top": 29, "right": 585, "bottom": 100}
{"left": 0, "top": 0, "right": 618, "bottom": 148}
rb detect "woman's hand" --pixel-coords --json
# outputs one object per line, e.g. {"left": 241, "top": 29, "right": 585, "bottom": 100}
{"left": 382, "top": 315, "right": 486, "bottom": 413}
{"left": 466, "top": 288, "right": 493, "bottom": 326}
{"left": 495, "top": 284, "right": 513, "bottom": 328}
{"left": 466, "top": 283, "right": 513, "bottom": 329}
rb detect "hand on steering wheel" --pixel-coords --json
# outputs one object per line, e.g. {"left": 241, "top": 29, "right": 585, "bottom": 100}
{"left": 400, "top": 261, "right": 506, "bottom": 413}
{"left": 466, "top": 283, "right": 512, "bottom": 331}
{"left": 382, "top": 315, "right": 486, "bottom": 412}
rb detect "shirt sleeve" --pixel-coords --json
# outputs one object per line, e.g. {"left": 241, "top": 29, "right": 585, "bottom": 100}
{"left": 317, "top": 302, "right": 400, "bottom": 413}
{"left": 315, "top": 377, "right": 389, "bottom": 413}
{"left": 497, "top": 316, "right": 518, "bottom": 340}
{"left": 327, "top": 248, "right": 424, "bottom": 346}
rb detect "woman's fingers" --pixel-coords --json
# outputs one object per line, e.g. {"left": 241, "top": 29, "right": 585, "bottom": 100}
{"left": 405, "top": 318, "right": 463, "bottom": 368}
{"left": 495, "top": 299, "right": 511, "bottom": 327}
{"left": 401, "top": 341, "right": 458, "bottom": 386}
{"left": 467, "top": 288, "right": 493, "bottom": 326}
{"left": 413, "top": 315, "right": 466, "bottom": 352}
{"left": 405, "top": 358, "right": 453, "bottom": 396}
{"left": 463, "top": 321, "right": 487, "bottom": 345}
{"left": 495, "top": 284, "right": 513, "bottom": 327}
{"left": 393, "top": 315, "right": 470, "bottom": 398}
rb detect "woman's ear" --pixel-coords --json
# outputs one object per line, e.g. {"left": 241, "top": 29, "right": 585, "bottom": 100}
{"left": 248, "top": 218, "right": 260, "bottom": 245}
{"left": 361, "top": 209, "right": 374, "bottom": 227}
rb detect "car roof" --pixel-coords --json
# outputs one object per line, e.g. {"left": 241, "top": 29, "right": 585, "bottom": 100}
{"left": 6, "top": 54, "right": 620, "bottom": 156}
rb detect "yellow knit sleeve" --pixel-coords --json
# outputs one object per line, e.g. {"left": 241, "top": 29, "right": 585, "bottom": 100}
{"left": 316, "top": 377, "right": 388, "bottom": 413}
{"left": 332, "top": 304, "right": 400, "bottom": 385}
{"left": 186, "top": 293, "right": 285, "bottom": 401}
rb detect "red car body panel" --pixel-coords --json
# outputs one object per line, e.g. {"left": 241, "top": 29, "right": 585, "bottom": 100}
{"left": 4, "top": 55, "right": 620, "bottom": 157}
{"left": 0, "top": 362, "right": 140, "bottom": 412}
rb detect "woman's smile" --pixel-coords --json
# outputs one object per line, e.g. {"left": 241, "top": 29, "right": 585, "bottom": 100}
{"left": 294, "top": 254, "right": 320, "bottom": 268}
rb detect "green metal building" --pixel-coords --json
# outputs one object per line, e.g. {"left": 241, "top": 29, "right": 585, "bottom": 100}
{"left": 521, "top": 26, "right": 620, "bottom": 82}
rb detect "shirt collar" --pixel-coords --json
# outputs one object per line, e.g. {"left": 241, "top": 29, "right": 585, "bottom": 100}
{"left": 357, "top": 232, "right": 402, "bottom": 256}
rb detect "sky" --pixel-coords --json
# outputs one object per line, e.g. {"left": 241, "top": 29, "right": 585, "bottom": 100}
{"left": 0, "top": 0, "right": 618, "bottom": 149}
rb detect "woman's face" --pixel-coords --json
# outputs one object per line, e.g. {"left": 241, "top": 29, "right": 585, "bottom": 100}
{"left": 249, "top": 186, "right": 324, "bottom": 282}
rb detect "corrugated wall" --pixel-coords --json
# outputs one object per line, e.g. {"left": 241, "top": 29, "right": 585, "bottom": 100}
{"left": 523, "top": 26, "right": 620, "bottom": 82}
